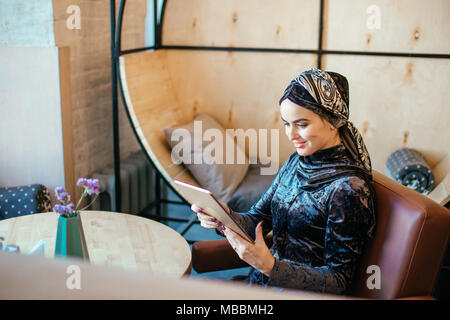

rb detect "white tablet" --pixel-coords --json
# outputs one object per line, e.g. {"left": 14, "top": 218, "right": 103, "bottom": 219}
{"left": 174, "top": 180, "right": 254, "bottom": 243}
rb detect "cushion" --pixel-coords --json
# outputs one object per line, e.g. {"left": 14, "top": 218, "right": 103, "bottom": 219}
{"left": 164, "top": 113, "right": 249, "bottom": 202}
{"left": 226, "top": 163, "right": 278, "bottom": 212}
{"left": 0, "top": 184, "right": 52, "bottom": 220}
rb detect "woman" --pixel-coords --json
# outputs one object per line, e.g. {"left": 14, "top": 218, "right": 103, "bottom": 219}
{"left": 192, "top": 68, "right": 376, "bottom": 295}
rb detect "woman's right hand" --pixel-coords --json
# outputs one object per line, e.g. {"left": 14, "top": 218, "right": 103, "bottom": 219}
{"left": 191, "top": 203, "right": 224, "bottom": 232}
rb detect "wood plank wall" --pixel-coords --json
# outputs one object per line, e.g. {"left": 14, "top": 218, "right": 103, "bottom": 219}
{"left": 159, "top": 0, "right": 449, "bottom": 174}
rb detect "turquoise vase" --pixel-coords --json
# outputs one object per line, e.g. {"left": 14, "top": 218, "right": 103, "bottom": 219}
{"left": 54, "top": 214, "right": 89, "bottom": 261}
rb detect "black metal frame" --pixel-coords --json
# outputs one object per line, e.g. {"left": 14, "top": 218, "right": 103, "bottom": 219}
{"left": 110, "top": 0, "right": 450, "bottom": 239}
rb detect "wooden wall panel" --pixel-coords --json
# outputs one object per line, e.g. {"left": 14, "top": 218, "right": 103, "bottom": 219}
{"left": 324, "top": 0, "right": 450, "bottom": 54}
{"left": 323, "top": 55, "right": 450, "bottom": 173}
{"left": 165, "top": 50, "right": 318, "bottom": 163}
{"left": 58, "top": 47, "right": 75, "bottom": 198}
{"left": 120, "top": 0, "right": 148, "bottom": 51}
{"left": 162, "top": 0, "right": 320, "bottom": 49}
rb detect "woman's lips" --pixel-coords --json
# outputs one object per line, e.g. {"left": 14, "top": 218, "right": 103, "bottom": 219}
{"left": 294, "top": 141, "right": 306, "bottom": 148}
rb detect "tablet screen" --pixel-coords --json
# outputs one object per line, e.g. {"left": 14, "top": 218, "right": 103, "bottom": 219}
{"left": 173, "top": 180, "right": 254, "bottom": 243}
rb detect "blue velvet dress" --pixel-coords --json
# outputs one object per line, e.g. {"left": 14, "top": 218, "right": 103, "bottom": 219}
{"left": 230, "top": 143, "right": 376, "bottom": 295}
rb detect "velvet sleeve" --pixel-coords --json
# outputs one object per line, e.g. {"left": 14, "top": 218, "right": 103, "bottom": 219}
{"left": 267, "top": 177, "right": 376, "bottom": 295}
{"left": 228, "top": 153, "right": 297, "bottom": 239}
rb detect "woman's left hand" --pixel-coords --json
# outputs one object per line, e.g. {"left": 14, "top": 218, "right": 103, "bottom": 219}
{"left": 223, "top": 221, "right": 275, "bottom": 277}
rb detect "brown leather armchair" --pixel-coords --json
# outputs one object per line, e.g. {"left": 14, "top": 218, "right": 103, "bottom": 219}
{"left": 192, "top": 170, "right": 450, "bottom": 299}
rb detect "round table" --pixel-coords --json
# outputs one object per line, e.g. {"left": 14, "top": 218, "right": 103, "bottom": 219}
{"left": 0, "top": 211, "right": 192, "bottom": 277}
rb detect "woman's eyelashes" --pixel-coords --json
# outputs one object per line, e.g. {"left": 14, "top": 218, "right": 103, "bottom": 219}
{"left": 283, "top": 122, "right": 308, "bottom": 128}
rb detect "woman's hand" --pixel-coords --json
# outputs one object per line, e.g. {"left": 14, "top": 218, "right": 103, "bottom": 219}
{"left": 223, "top": 221, "right": 275, "bottom": 277}
{"left": 191, "top": 203, "right": 225, "bottom": 234}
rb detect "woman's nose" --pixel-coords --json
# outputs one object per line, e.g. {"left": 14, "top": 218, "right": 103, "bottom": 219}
{"left": 287, "top": 125, "right": 298, "bottom": 141}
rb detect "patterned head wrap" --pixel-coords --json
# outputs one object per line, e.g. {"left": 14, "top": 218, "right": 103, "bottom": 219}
{"left": 279, "top": 68, "right": 372, "bottom": 174}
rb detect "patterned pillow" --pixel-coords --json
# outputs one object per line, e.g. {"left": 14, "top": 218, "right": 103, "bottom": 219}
{"left": 163, "top": 113, "right": 249, "bottom": 202}
{"left": 0, "top": 184, "right": 51, "bottom": 220}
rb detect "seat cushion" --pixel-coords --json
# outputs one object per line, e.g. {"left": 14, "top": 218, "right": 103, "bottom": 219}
{"left": 227, "top": 163, "right": 277, "bottom": 212}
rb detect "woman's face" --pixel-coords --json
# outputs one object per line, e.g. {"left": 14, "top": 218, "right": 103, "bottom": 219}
{"left": 280, "top": 99, "right": 341, "bottom": 156}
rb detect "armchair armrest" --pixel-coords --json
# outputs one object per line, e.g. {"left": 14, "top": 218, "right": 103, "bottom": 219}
{"left": 192, "top": 239, "right": 249, "bottom": 273}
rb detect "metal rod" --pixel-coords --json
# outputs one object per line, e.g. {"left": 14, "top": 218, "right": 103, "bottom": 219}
{"left": 140, "top": 214, "right": 198, "bottom": 224}
{"left": 160, "top": 199, "right": 186, "bottom": 205}
{"left": 155, "top": 172, "right": 161, "bottom": 217}
{"left": 317, "top": 0, "right": 325, "bottom": 69}
{"left": 117, "top": 44, "right": 450, "bottom": 60}
{"left": 110, "top": 0, "right": 122, "bottom": 212}
{"left": 158, "top": 0, "right": 168, "bottom": 46}
{"left": 157, "top": 45, "right": 450, "bottom": 59}
{"left": 120, "top": 46, "right": 156, "bottom": 55}
{"left": 320, "top": 50, "right": 450, "bottom": 59}
{"left": 161, "top": 45, "right": 318, "bottom": 54}
{"left": 115, "top": 0, "right": 126, "bottom": 51}
{"left": 178, "top": 214, "right": 198, "bottom": 236}
{"left": 154, "top": 0, "right": 159, "bottom": 49}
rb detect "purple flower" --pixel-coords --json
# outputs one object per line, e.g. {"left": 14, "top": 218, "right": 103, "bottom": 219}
{"left": 53, "top": 203, "right": 74, "bottom": 216}
{"left": 54, "top": 187, "right": 66, "bottom": 199}
{"left": 53, "top": 177, "right": 100, "bottom": 216}
{"left": 76, "top": 178, "right": 88, "bottom": 187}
{"left": 55, "top": 187, "right": 65, "bottom": 194}
{"left": 53, "top": 204, "right": 64, "bottom": 213}
{"left": 66, "top": 202, "right": 75, "bottom": 212}
{"left": 57, "top": 191, "right": 71, "bottom": 203}
{"left": 87, "top": 178, "right": 100, "bottom": 195}
{"left": 54, "top": 185, "right": 72, "bottom": 205}
{"left": 77, "top": 178, "right": 100, "bottom": 195}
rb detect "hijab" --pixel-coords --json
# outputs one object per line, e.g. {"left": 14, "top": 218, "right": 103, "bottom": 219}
{"left": 280, "top": 68, "right": 373, "bottom": 189}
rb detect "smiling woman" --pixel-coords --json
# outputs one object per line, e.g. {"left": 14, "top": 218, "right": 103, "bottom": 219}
{"left": 192, "top": 68, "right": 377, "bottom": 295}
